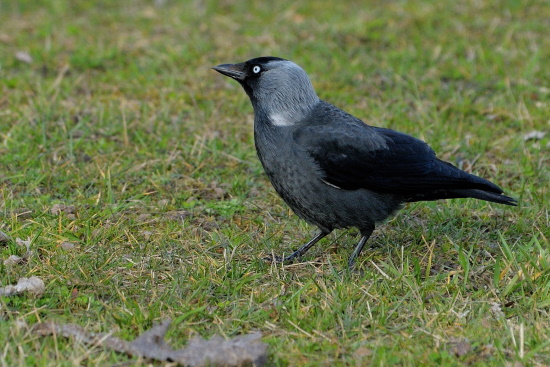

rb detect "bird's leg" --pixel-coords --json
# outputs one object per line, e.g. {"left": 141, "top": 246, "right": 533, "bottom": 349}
{"left": 268, "top": 230, "right": 330, "bottom": 263}
{"left": 284, "top": 230, "right": 330, "bottom": 261}
{"left": 348, "top": 224, "right": 375, "bottom": 269}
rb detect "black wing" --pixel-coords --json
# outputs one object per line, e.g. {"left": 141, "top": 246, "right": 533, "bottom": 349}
{"left": 293, "top": 105, "right": 507, "bottom": 202}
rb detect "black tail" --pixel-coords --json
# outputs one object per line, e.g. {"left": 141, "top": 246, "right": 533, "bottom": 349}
{"left": 406, "top": 188, "right": 518, "bottom": 205}
{"left": 446, "top": 189, "right": 518, "bottom": 206}
{"left": 405, "top": 160, "right": 518, "bottom": 206}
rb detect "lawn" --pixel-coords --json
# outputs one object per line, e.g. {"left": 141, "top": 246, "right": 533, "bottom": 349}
{"left": 0, "top": 0, "right": 548, "bottom": 365}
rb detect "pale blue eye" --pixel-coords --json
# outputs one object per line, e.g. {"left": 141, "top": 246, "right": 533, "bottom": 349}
{"left": 253, "top": 66, "right": 261, "bottom": 73}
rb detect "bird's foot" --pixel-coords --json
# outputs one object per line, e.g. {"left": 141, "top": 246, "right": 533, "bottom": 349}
{"left": 263, "top": 254, "right": 284, "bottom": 263}
{"left": 263, "top": 252, "right": 300, "bottom": 264}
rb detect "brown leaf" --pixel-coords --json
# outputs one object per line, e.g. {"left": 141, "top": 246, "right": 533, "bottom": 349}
{"left": 32, "top": 319, "right": 267, "bottom": 366}
{"left": 353, "top": 347, "right": 373, "bottom": 360}
{"left": 448, "top": 339, "right": 473, "bottom": 357}
{"left": 70, "top": 288, "right": 79, "bottom": 300}
{"left": 209, "top": 181, "right": 228, "bottom": 199}
{"left": 51, "top": 204, "right": 76, "bottom": 216}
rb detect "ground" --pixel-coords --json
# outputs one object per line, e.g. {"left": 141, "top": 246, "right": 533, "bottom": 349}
{"left": 0, "top": 0, "right": 548, "bottom": 365}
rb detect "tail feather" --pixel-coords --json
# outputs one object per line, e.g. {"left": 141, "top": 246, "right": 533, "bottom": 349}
{"left": 406, "top": 188, "right": 518, "bottom": 206}
{"left": 404, "top": 161, "right": 518, "bottom": 206}
{"left": 448, "top": 189, "right": 518, "bottom": 206}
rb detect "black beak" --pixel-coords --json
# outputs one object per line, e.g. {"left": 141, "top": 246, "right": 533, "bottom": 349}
{"left": 212, "top": 63, "right": 246, "bottom": 81}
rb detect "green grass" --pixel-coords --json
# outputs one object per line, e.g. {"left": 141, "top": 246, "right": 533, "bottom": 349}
{"left": 0, "top": 0, "right": 548, "bottom": 365}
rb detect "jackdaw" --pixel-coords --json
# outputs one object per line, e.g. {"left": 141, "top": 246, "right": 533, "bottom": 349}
{"left": 213, "top": 57, "right": 516, "bottom": 268}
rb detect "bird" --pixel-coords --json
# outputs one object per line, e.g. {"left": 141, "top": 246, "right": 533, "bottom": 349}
{"left": 213, "top": 56, "right": 517, "bottom": 268}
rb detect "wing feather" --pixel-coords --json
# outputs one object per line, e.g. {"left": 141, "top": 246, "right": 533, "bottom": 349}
{"left": 293, "top": 103, "right": 504, "bottom": 196}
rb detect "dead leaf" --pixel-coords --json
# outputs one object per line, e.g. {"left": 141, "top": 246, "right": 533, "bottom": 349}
{"left": 523, "top": 130, "right": 546, "bottom": 141}
{"left": 13, "top": 208, "right": 33, "bottom": 219}
{"left": 140, "top": 230, "right": 153, "bottom": 240}
{"left": 0, "top": 230, "right": 10, "bottom": 244}
{"left": 490, "top": 302, "right": 505, "bottom": 318}
{"left": 51, "top": 204, "right": 76, "bottom": 216}
{"left": 137, "top": 213, "right": 152, "bottom": 222}
{"left": 0, "top": 276, "right": 45, "bottom": 297}
{"left": 157, "top": 199, "right": 170, "bottom": 207}
{"left": 61, "top": 241, "right": 76, "bottom": 251}
{"left": 209, "top": 181, "right": 228, "bottom": 199}
{"left": 16, "top": 237, "right": 31, "bottom": 248}
{"left": 15, "top": 51, "right": 32, "bottom": 63}
{"left": 0, "top": 33, "right": 12, "bottom": 43}
{"left": 447, "top": 338, "right": 472, "bottom": 357}
{"left": 479, "top": 343, "right": 497, "bottom": 358}
{"left": 11, "top": 238, "right": 33, "bottom": 261}
{"left": 165, "top": 210, "right": 191, "bottom": 221}
{"left": 32, "top": 319, "right": 267, "bottom": 366}
{"left": 3, "top": 255, "right": 24, "bottom": 266}
{"left": 70, "top": 288, "right": 79, "bottom": 299}
{"left": 353, "top": 347, "right": 373, "bottom": 360}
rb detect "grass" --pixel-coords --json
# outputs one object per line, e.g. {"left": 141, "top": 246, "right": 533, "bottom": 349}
{"left": 0, "top": 0, "right": 548, "bottom": 365}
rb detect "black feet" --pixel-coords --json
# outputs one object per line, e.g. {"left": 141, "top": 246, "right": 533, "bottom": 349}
{"left": 347, "top": 225, "right": 375, "bottom": 269}
{"left": 263, "top": 231, "right": 330, "bottom": 264}
{"left": 262, "top": 226, "right": 374, "bottom": 269}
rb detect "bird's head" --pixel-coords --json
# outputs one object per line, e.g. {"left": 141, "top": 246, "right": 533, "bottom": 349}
{"left": 213, "top": 57, "right": 319, "bottom": 127}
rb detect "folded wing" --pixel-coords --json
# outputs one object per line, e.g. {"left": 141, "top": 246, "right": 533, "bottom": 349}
{"left": 294, "top": 107, "right": 516, "bottom": 205}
